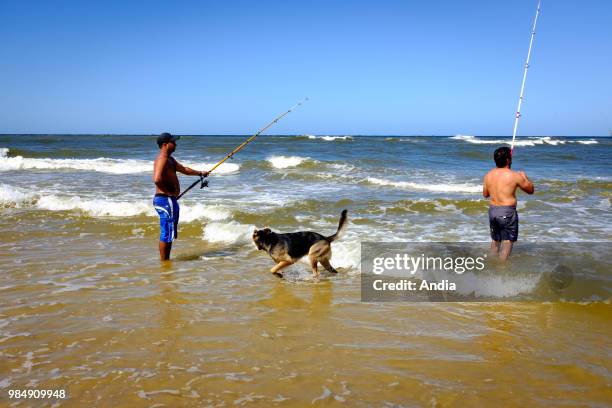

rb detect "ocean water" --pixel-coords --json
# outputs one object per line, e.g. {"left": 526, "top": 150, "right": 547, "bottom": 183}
{"left": 1, "top": 134, "right": 611, "bottom": 406}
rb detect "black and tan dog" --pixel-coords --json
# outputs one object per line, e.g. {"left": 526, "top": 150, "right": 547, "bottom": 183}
{"left": 253, "top": 210, "right": 348, "bottom": 278}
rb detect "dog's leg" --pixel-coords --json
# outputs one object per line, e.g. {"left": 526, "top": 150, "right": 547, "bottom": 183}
{"left": 320, "top": 259, "right": 338, "bottom": 274}
{"left": 309, "top": 256, "right": 319, "bottom": 278}
{"left": 271, "top": 261, "right": 292, "bottom": 278}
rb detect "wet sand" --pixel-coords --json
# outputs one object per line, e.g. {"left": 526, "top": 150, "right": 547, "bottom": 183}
{"left": 1, "top": 219, "right": 611, "bottom": 407}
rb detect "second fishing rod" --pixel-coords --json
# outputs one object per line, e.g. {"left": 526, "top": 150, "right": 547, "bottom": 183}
{"left": 177, "top": 98, "right": 308, "bottom": 200}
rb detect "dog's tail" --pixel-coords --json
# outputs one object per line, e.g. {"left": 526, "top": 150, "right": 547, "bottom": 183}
{"left": 327, "top": 209, "right": 348, "bottom": 242}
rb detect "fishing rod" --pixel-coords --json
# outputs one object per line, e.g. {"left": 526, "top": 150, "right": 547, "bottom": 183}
{"left": 177, "top": 98, "right": 308, "bottom": 200}
{"left": 510, "top": 0, "right": 542, "bottom": 154}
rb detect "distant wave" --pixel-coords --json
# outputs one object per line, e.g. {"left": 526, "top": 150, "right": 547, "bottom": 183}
{"left": 0, "top": 149, "right": 240, "bottom": 174}
{"left": 0, "top": 183, "right": 231, "bottom": 221}
{"left": 266, "top": 155, "right": 312, "bottom": 169}
{"left": 450, "top": 135, "right": 599, "bottom": 147}
{"left": 384, "top": 137, "right": 422, "bottom": 143}
{"left": 302, "top": 135, "right": 353, "bottom": 142}
{"left": 366, "top": 177, "right": 481, "bottom": 193}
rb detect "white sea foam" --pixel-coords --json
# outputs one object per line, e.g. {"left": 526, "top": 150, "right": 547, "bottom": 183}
{"left": 575, "top": 139, "right": 599, "bottom": 145}
{"left": 197, "top": 161, "right": 240, "bottom": 174}
{"left": 0, "top": 183, "right": 36, "bottom": 207}
{"left": 36, "top": 195, "right": 152, "bottom": 217}
{"left": 330, "top": 238, "right": 361, "bottom": 270}
{"left": 267, "top": 155, "right": 309, "bottom": 169}
{"left": 292, "top": 236, "right": 361, "bottom": 272}
{"left": 449, "top": 274, "right": 540, "bottom": 299}
{"left": 366, "top": 177, "right": 481, "bottom": 193}
{"left": 384, "top": 267, "right": 541, "bottom": 298}
{"left": 450, "top": 135, "right": 571, "bottom": 147}
{"left": 180, "top": 204, "right": 231, "bottom": 223}
{"left": 328, "top": 163, "right": 354, "bottom": 172}
{"left": 540, "top": 137, "right": 567, "bottom": 146}
{"left": 306, "top": 135, "right": 353, "bottom": 141}
{"left": 451, "top": 134, "right": 476, "bottom": 141}
{"left": 0, "top": 155, "right": 240, "bottom": 174}
{"left": 0, "top": 156, "right": 152, "bottom": 173}
{"left": 203, "top": 221, "right": 255, "bottom": 244}
{"left": 451, "top": 135, "right": 529, "bottom": 146}
{"left": 442, "top": 272, "right": 540, "bottom": 298}
{"left": 0, "top": 183, "right": 233, "bottom": 221}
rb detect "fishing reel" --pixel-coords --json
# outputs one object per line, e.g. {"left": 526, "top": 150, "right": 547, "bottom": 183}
{"left": 198, "top": 175, "right": 209, "bottom": 189}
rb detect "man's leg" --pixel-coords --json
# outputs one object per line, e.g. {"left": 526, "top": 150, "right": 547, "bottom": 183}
{"left": 499, "top": 240, "right": 513, "bottom": 261}
{"left": 154, "top": 196, "right": 174, "bottom": 261}
{"left": 159, "top": 241, "right": 172, "bottom": 261}
{"left": 489, "top": 240, "right": 501, "bottom": 257}
{"left": 498, "top": 209, "right": 519, "bottom": 262}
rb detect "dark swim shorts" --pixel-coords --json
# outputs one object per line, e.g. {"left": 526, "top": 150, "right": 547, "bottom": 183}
{"left": 153, "top": 194, "right": 179, "bottom": 243}
{"left": 488, "top": 205, "right": 519, "bottom": 242}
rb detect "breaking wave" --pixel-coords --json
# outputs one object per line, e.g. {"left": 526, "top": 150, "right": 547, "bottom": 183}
{"left": 0, "top": 150, "right": 239, "bottom": 174}
{"left": 0, "top": 183, "right": 231, "bottom": 221}
{"left": 365, "top": 198, "right": 488, "bottom": 215}
{"left": 0, "top": 156, "right": 153, "bottom": 174}
{"left": 302, "top": 135, "right": 353, "bottom": 142}
{"left": 266, "top": 155, "right": 312, "bottom": 169}
{"left": 196, "top": 161, "right": 240, "bottom": 174}
{"left": 365, "top": 177, "right": 481, "bottom": 193}
{"left": 450, "top": 135, "right": 599, "bottom": 147}
{"left": 384, "top": 137, "right": 424, "bottom": 143}
{"left": 203, "top": 221, "right": 255, "bottom": 244}
{"left": 0, "top": 183, "right": 36, "bottom": 207}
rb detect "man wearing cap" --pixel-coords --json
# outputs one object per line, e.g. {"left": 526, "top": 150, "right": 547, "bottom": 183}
{"left": 153, "top": 132, "right": 209, "bottom": 261}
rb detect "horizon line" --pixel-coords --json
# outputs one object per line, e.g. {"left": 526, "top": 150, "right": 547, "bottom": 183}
{"left": 1, "top": 133, "right": 610, "bottom": 138}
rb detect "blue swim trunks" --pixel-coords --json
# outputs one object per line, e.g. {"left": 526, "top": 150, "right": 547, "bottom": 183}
{"left": 153, "top": 194, "right": 179, "bottom": 243}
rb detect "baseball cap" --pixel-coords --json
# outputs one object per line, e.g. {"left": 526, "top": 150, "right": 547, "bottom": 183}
{"left": 157, "top": 132, "right": 180, "bottom": 147}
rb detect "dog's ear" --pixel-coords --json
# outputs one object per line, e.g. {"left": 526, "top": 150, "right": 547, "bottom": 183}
{"left": 263, "top": 228, "right": 271, "bottom": 234}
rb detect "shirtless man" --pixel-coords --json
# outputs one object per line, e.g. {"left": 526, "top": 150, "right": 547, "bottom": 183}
{"left": 483, "top": 147, "right": 534, "bottom": 261}
{"left": 153, "top": 133, "right": 209, "bottom": 261}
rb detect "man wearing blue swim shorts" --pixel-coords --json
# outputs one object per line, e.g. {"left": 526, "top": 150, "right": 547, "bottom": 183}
{"left": 483, "top": 147, "right": 535, "bottom": 261}
{"left": 153, "top": 133, "right": 209, "bottom": 261}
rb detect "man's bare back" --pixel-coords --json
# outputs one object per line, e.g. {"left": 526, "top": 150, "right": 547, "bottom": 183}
{"left": 483, "top": 146, "right": 535, "bottom": 261}
{"left": 483, "top": 167, "right": 534, "bottom": 206}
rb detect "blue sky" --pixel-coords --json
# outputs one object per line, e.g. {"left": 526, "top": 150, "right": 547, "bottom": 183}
{"left": 0, "top": 0, "right": 610, "bottom": 136}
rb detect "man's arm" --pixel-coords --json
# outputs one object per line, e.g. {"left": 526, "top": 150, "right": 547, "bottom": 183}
{"left": 482, "top": 175, "right": 490, "bottom": 198}
{"left": 516, "top": 171, "right": 535, "bottom": 194}
{"left": 153, "top": 156, "right": 166, "bottom": 187}
{"left": 175, "top": 161, "right": 209, "bottom": 177}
